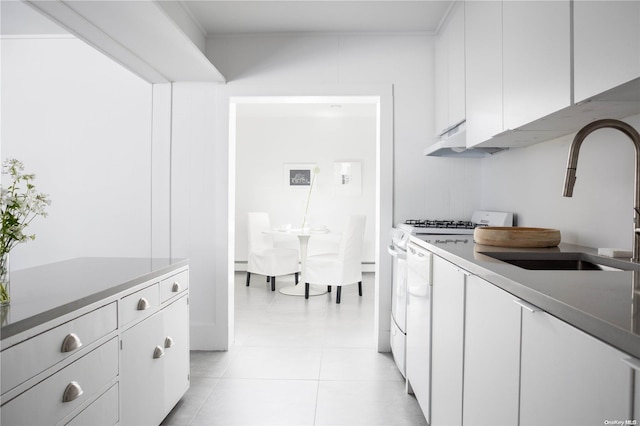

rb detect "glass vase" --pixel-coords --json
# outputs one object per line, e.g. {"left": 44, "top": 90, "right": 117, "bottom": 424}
{"left": 0, "top": 253, "right": 9, "bottom": 306}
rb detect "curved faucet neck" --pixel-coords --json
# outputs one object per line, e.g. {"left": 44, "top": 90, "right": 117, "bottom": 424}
{"left": 563, "top": 119, "right": 640, "bottom": 262}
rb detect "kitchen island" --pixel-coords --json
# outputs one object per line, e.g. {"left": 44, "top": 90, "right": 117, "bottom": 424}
{"left": 407, "top": 236, "right": 640, "bottom": 426}
{"left": 0, "top": 257, "right": 190, "bottom": 426}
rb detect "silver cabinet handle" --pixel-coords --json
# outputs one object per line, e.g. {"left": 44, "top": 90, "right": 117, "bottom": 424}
{"left": 61, "top": 333, "right": 83, "bottom": 353}
{"left": 62, "top": 381, "right": 83, "bottom": 402}
{"left": 172, "top": 282, "right": 181, "bottom": 292}
{"left": 513, "top": 299, "right": 540, "bottom": 313}
{"left": 137, "top": 297, "right": 150, "bottom": 311}
{"left": 153, "top": 345, "right": 165, "bottom": 359}
{"left": 164, "top": 336, "right": 174, "bottom": 348}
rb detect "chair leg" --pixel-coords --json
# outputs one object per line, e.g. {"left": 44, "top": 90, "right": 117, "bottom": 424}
{"left": 327, "top": 285, "right": 332, "bottom": 292}
{"left": 295, "top": 272, "right": 299, "bottom": 285}
{"left": 267, "top": 276, "right": 270, "bottom": 282}
{"left": 358, "top": 281, "right": 362, "bottom": 296}
{"left": 336, "top": 286, "right": 342, "bottom": 304}
{"left": 305, "top": 283, "right": 310, "bottom": 299}
{"left": 246, "top": 272, "right": 251, "bottom": 287}
{"left": 271, "top": 276, "right": 276, "bottom": 291}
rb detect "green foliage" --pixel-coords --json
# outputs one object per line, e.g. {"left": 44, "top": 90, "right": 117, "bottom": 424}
{"left": 0, "top": 159, "right": 51, "bottom": 303}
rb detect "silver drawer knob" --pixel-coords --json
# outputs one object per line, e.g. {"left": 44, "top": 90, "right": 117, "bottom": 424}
{"left": 153, "top": 345, "right": 165, "bottom": 359}
{"left": 62, "top": 381, "right": 83, "bottom": 402}
{"left": 172, "top": 282, "right": 181, "bottom": 292}
{"left": 164, "top": 336, "right": 174, "bottom": 348}
{"left": 137, "top": 297, "right": 150, "bottom": 311}
{"left": 61, "top": 333, "right": 83, "bottom": 353}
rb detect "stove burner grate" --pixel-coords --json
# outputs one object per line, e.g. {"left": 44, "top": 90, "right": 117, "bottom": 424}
{"left": 404, "top": 219, "right": 484, "bottom": 229}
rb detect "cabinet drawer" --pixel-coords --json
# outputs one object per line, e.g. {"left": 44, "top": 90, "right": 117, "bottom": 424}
{"left": 1, "top": 303, "right": 117, "bottom": 394}
{"left": 160, "top": 269, "right": 188, "bottom": 302}
{"left": 65, "top": 383, "right": 119, "bottom": 426}
{"left": 1, "top": 337, "right": 118, "bottom": 426}
{"left": 119, "top": 283, "right": 159, "bottom": 327}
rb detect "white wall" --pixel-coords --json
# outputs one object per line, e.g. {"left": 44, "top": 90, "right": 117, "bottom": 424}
{"left": 1, "top": 36, "right": 153, "bottom": 270}
{"left": 194, "top": 33, "right": 458, "bottom": 350}
{"left": 481, "top": 114, "right": 640, "bottom": 251}
{"left": 234, "top": 103, "right": 377, "bottom": 264}
{"left": 208, "top": 34, "right": 483, "bottom": 225}
{"left": 169, "top": 82, "right": 226, "bottom": 350}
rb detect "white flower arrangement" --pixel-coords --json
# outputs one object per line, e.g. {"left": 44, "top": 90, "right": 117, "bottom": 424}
{"left": 0, "top": 159, "right": 51, "bottom": 304}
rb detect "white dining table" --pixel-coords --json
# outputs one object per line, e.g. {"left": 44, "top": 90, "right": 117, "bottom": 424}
{"left": 267, "top": 228, "right": 330, "bottom": 297}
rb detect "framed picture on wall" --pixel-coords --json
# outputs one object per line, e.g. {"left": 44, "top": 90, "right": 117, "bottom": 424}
{"left": 283, "top": 163, "right": 317, "bottom": 190}
{"left": 334, "top": 161, "right": 361, "bottom": 196}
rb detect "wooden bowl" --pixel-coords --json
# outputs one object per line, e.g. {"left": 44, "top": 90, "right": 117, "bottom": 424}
{"left": 474, "top": 227, "right": 561, "bottom": 248}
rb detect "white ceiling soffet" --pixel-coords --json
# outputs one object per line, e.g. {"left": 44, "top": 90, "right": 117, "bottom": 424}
{"left": 3, "top": 0, "right": 452, "bottom": 83}
{"left": 183, "top": 1, "right": 452, "bottom": 35}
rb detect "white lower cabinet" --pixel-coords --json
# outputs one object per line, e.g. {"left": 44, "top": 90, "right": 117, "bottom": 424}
{"left": 162, "top": 295, "right": 190, "bottom": 411}
{"left": 430, "top": 256, "right": 465, "bottom": 426}
{"left": 121, "top": 294, "right": 189, "bottom": 426}
{"left": 1, "top": 337, "right": 119, "bottom": 426}
{"left": 519, "top": 306, "right": 632, "bottom": 426}
{"left": 426, "top": 258, "right": 635, "bottom": 426}
{"left": 1, "top": 262, "right": 189, "bottom": 426}
{"left": 121, "top": 310, "right": 165, "bottom": 426}
{"left": 463, "top": 275, "right": 520, "bottom": 426}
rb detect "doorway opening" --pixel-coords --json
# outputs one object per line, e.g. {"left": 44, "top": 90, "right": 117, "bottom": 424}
{"left": 228, "top": 94, "right": 392, "bottom": 351}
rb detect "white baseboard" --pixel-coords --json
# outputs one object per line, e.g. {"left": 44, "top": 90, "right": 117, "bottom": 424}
{"left": 235, "top": 261, "right": 375, "bottom": 273}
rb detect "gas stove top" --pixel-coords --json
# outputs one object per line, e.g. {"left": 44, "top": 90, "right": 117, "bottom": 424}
{"left": 405, "top": 219, "right": 479, "bottom": 230}
{"left": 397, "top": 210, "right": 514, "bottom": 235}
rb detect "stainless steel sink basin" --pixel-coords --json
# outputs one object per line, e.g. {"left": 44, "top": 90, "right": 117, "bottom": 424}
{"left": 479, "top": 252, "right": 638, "bottom": 271}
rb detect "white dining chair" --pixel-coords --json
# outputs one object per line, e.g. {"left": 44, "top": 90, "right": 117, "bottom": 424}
{"left": 304, "top": 215, "right": 366, "bottom": 303}
{"left": 246, "top": 212, "right": 299, "bottom": 291}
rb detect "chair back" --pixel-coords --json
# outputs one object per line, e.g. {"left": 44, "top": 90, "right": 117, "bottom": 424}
{"left": 247, "top": 212, "right": 274, "bottom": 253}
{"left": 338, "top": 215, "right": 366, "bottom": 281}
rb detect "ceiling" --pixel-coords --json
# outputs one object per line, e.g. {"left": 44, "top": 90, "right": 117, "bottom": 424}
{"left": 2, "top": 1, "right": 453, "bottom": 36}
{"left": 183, "top": 1, "right": 453, "bottom": 35}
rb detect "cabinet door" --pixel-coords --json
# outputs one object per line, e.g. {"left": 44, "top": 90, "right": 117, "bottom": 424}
{"left": 435, "top": 1, "right": 465, "bottom": 136}
{"left": 406, "top": 244, "right": 433, "bottom": 423}
{"left": 120, "top": 311, "right": 165, "bottom": 426}
{"left": 465, "top": 1, "right": 502, "bottom": 147}
{"left": 520, "top": 308, "right": 632, "bottom": 425}
{"left": 430, "top": 256, "right": 465, "bottom": 426}
{"left": 574, "top": 1, "right": 640, "bottom": 102}
{"left": 434, "top": 17, "right": 449, "bottom": 136}
{"left": 447, "top": 1, "right": 465, "bottom": 129}
{"left": 463, "top": 276, "right": 520, "bottom": 426}
{"left": 503, "top": 0, "right": 571, "bottom": 130}
{"left": 163, "top": 295, "right": 190, "bottom": 412}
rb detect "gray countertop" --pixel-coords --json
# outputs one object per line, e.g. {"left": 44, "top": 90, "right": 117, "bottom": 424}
{"left": 0, "top": 257, "right": 189, "bottom": 341}
{"left": 411, "top": 235, "right": 640, "bottom": 359}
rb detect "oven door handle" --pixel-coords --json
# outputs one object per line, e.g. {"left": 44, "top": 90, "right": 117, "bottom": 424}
{"left": 387, "top": 245, "right": 407, "bottom": 260}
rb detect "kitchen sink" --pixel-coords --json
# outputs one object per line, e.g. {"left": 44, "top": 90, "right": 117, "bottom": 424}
{"left": 479, "top": 252, "right": 638, "bottom": 271}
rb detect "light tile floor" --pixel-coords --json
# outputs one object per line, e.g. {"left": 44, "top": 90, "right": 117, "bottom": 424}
{"left": 161, "top": 272, "right": 427, "bottom": 426}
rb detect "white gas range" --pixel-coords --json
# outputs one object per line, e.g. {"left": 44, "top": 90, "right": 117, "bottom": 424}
{"left": 397, "top": 210, "right": 514, "bottom": 236}
{"left": 388, "top": 209, "right": 513, "bottom": 382}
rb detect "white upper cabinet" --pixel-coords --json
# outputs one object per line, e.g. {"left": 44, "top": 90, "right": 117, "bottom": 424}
{"left": 502, "top": 0, "right": 571, "bottom": 131}
{"left": 435, "top": 1, "right": 466, "bottom": 137}
{"left": 464, "top": 1, "right": 502, "bottom": 147}
{"left": 459, "top": 0, "right": 639, "bottom": 151}
{"left": 574, "top": 1, "right": 640, "bottom": 102}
